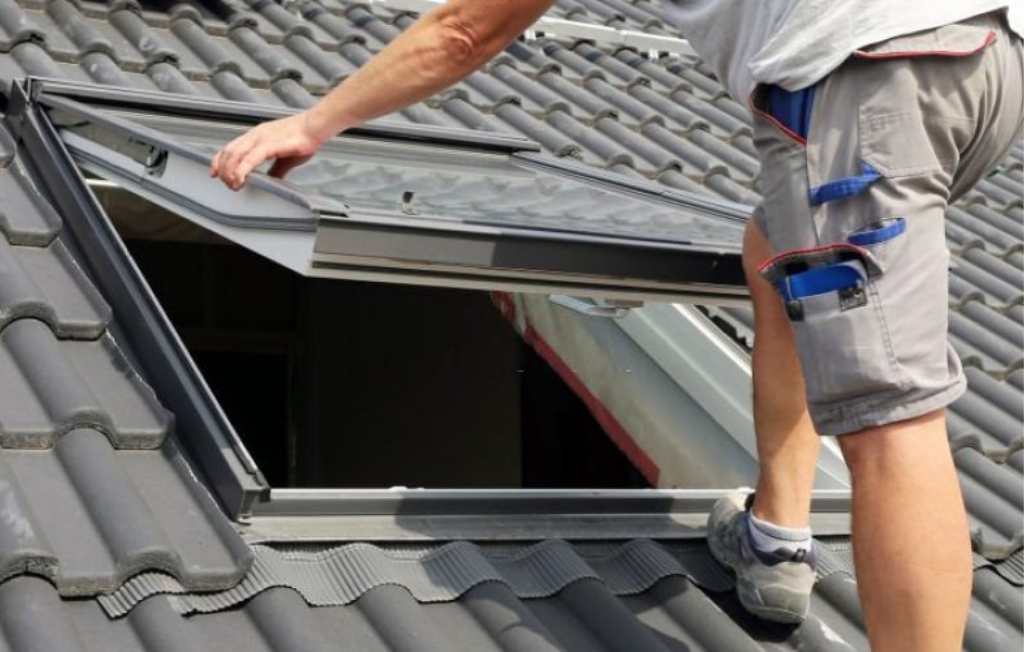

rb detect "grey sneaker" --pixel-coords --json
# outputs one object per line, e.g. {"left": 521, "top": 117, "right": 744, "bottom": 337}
{"left": 707, "top": 492, "right": 816, "bottom": 624}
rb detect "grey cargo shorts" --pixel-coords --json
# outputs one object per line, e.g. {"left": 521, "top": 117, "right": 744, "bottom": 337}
{"left": 750, "top": 12, "right": 1024, "bottom": 437}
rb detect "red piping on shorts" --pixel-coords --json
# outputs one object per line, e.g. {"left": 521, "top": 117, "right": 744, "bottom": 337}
{"left": 522, "top": 324, "right": 661, "bottom": 486}
{"left": 852, "top": 30, "right": 997, "bottom": 60}
{"left": 757, "top": 242, "right": 870, "bottom": 274}
{"left": 748, "top": 89, "right": 808, "bottom": 146}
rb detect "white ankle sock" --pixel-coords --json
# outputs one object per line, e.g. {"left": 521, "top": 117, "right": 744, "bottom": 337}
{"left": 747, "top": 511, "right": 813, "bottom": 557}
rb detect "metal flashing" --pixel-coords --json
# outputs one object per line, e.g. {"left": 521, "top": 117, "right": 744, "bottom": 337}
{"left": 98, "top": 539, "right": 734, "bottom": 617}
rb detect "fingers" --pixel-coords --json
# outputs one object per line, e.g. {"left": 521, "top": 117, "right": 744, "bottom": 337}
{"left": 209, "top": 149, "right": 221, "bottom": 178}
{"left": 218, "top": 136, "right": 262, "bottom": 190}
{"left": 230, "top": 144, "right": 273, "bottom": 190}
{"left": 210, "top": 114, "right": 323, "bottom": 190}
{"left": 268, "top": 153, "right": 312, "bottom": 180}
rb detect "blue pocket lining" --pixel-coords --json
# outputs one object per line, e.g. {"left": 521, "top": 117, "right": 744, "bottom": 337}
{"left": 777, "top": 260, "right": 867, "bottom": 302}
{"left": 765, "top": 85, "right": 817, "bottom": 140}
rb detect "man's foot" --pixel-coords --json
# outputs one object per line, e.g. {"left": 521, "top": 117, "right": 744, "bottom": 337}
{"left": 707, "top": 492, "right": 817, "bottom": 624}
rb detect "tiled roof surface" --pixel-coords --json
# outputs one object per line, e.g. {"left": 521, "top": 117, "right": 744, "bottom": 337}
{"left": 0, "top": 0, "right": 1017, "bottom": 649}
{"left": 0, "top": 0, "right": 762, "bottom": 202}
{"left": 0, "top": 124, "right": 252, "bottom": 597}
{"left": 0, "top": 543, "right": 1019, "bottom": 652}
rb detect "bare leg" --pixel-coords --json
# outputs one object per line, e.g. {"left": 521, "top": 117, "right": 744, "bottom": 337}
{"left": 743, "top": 219, "right": 820, "bottom": 528}
{"left": 745, "top": 219, "right": 972, "bottom": 649}
{"left": 839, "top": 411, "right": 972, "bottom": 652}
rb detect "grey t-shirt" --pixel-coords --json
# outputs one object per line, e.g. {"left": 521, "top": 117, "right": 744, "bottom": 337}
{"left": 663, "top": 1, "right": 1022, "bottom": 100}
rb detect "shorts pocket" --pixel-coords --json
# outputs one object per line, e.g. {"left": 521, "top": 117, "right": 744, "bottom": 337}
{"left": 791, "top": 285, "right": 903, "bottom": 405}
{"left": 768, "top": 221, "right": 911, "bottom": 406}
{"left": 859, "top": 110, "right": 942, "bottom": 177}
{"left": 852, "top": 24, "right": 997, "bottom": 60}
{"left": 855, "top": 23, "right": 997, "bottom": 178}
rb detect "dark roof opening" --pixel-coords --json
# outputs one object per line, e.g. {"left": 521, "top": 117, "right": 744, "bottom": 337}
{"left": 119, "top": 231, "right": 648, "bottom": 489}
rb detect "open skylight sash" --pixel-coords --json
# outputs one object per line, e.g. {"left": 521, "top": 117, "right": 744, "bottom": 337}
{"left": 37, "top": 86, "right": 747, "bottom": 301}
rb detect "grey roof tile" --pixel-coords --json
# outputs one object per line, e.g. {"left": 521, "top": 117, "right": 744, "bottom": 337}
{"left": 109, "top": 9, "right": 180, "bottom": 68}
{"left": 300, "top": 2, "right": 368, "bottom": 45}
{"left": 44, "top": 0, "right": 118, "bottom": 61}
{"left": 595, "top": 116, "right": 681, "bottom": 173}
{"left": 169, "top": 14, "right": 248, "bottom": 78}
{"left": 0, "top": 429, "right": 250, "bottom": 596}
{"left": 966, "top": 568, "right": 1024, "bottom": 651}
{"left": 963, "top": 246, "right": 1024, "bottom": 290}
{"left": 956, "top": 447, "right": 1024, "bottom": 558}
{"left": 1011, "top": 448, "right": 1024, "bottom": 474}
{"left": 990, "top": 547, "right": 1024, "bottom": 585}
{"left": 0, "top": 160, "right": 61, "bottom": 246}
{"left": 227, "top": 24, "right": 303, "bottom": 83}
{"left": 0, "top": 0, "right": 43, "bottom": 51}
{"left": 146, "top": 59, "right": 200, "bottom": 95}
{"left": 81, "top": 50, "right": 137, "bottom": 86}
{"left": 0, "top": 238, "right": 111, "bottom": 339}
{"left": 285, "top": 32, "right": 352, "bottom": 84}
{"left": 949, "top": 308, "right": 1022, "bottom": 378}
{"left": 0, "top": 557, "right": 1016, "bottom": 652}
{"left": 947, "top": 367, "right": 1024, "bottom": 454}
{"left": 0, "top": 319, "right": 171, "bottom": 449}
{"left": 948, "top": 206, "right": 1020, "bottom": 255}
{"left": 950, "top": 257, "right": 1022, "bottom": 308}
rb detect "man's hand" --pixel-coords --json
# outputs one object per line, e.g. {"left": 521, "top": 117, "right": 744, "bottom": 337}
{"left": 210, "top": 112, "right": 329, "bottom": 190}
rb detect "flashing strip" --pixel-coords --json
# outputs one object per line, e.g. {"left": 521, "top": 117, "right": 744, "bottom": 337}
{"left": 99, "top": 539, "right": 733, "bottom": 617}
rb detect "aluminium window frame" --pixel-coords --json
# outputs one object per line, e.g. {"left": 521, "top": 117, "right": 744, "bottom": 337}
{"left": 9, "top": 78, "right": 851, "bottom": 535}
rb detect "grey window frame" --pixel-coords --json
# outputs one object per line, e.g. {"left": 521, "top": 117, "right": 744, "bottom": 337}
{"left": 9, "top": 78, "right": 850, "bottom": 536}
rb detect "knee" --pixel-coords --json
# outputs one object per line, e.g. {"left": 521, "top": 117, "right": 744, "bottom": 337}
{"left": 742, "top": 218, "right": 778, "bottom": 295}
{"left": 742, "top": 218, "right": 772, "bottom": 278}
{"left": 837, "top": 430, "right": 875, "bottom": 474}
{"left": 837, "top": 409, "right": 947, "bottom": 474}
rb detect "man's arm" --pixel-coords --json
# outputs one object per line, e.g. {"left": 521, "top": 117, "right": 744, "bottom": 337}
{"left": 211, "top": 0, "right": 556, "bottom": 190}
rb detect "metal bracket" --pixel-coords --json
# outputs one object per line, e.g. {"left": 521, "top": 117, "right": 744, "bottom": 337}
{"left": 838, "top": 284, "right": 868, "bottom": 311}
